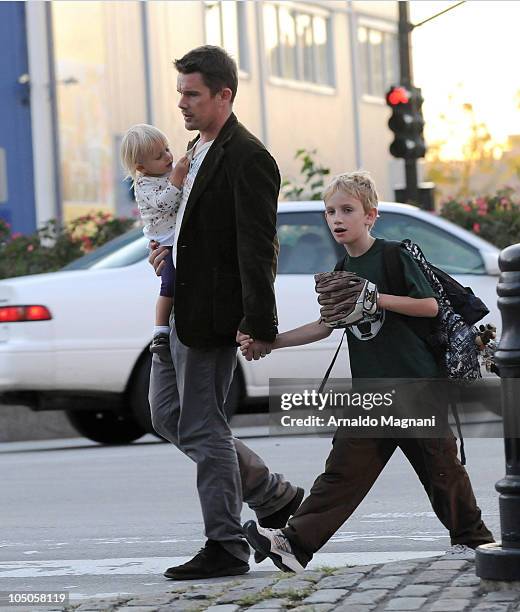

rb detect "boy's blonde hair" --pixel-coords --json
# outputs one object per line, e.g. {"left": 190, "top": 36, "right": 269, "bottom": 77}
{"left": 120, "top": 124, "right": 169, "bottom": 181}
{"left": 323, "top": 171, "right": 379, "bottom": 214}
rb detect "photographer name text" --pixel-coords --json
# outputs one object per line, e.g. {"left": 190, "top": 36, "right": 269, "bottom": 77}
{"left": 278, "top": 415, "right": 436, "bottom": 429}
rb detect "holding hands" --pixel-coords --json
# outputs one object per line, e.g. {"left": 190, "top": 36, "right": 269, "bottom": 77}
{"left": 236, "top": 331, "right": 272, "bottom": 361}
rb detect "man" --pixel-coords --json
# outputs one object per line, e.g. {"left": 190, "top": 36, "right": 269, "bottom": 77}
{"left": 148, "top": 46, "right": 303, "bottom": 581}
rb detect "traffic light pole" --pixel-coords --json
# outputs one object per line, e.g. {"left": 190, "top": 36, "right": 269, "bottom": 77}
{"left": 404, "top": 160, "right": 418, "bottom": 205}
{"left": 398, "top": 2, "right": 418, "bottom": 205}
{"left": 398, "top": 2, "right": 412, "bottom": 87}
{"left": 391, "top": 1, "right": 466, "bottom": 209}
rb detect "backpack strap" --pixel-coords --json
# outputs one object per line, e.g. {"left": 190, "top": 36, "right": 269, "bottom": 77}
{"left": 383, "top": 240, "right": 407, "bottom": 296}
{"left": 334, "top": 254, "right": 348, "bottom": 271}
{"left": 450, "top": 402, "right": 466, "bottom": 465}
{"left": 383, "top": 240, "right": 432, "bottom": 342}
{"left": 318, "top": 329, "right": 347, "bottom": 394}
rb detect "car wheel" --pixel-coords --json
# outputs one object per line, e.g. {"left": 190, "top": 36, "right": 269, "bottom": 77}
{"left": 128, "top": 352, "right": 158, "bottom": 436}
{"left": 66, "top": 409, "right": 146, "bottom": 444}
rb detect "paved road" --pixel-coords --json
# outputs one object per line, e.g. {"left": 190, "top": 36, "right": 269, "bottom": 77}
{"left": 0, "top": 428, "right": 504, "bottom": 602}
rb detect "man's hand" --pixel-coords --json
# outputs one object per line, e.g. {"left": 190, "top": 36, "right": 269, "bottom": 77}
{"left": 148, "top": 242, "right": 169, "bottom": 276}
{"left": 237, "top": 332, "right": 254, "bottom": 357}
{"left": 245, "top": 340, "right": 272, "bottom": 361}
{"left": 236, "top": 331, "right": 272, "bottom": 361}
{"left": 170, "top": 155, "right": 190, "bottom": 189}
{"left": 236, "top": 331, "right": 251, "bottom": 345}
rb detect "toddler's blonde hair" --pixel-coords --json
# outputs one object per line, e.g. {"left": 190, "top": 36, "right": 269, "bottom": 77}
{"left": 323, "top": 170, "right": 379, "bottom": 214}
{"left": 120, "top": 124, "right": 169, "bottom": 181}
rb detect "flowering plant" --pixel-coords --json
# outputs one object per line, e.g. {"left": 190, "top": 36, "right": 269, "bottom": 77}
{"left": 0, "top": 218, "right": 10, "bottom": 243}
{"left": 440, "top": 188, "right": 520, "bottom": 249}
{"left": 0, "top": 212, "right": 136, "bottom": 279}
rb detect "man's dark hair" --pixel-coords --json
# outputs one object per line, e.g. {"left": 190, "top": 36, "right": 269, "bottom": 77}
{"left": 175, "top": 45, "right": 238, "bottom": 102}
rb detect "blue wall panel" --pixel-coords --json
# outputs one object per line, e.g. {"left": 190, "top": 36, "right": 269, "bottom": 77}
{"left": 0, "top": 2, "right": 36, "bottom": 234}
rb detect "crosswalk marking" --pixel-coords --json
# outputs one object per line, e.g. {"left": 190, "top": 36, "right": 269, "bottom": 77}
{"left": 0, "top": 551, "right": 443, "bottom": 579}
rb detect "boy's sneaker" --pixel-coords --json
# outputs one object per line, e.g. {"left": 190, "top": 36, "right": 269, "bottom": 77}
{"left": 149, "top": 333, "right": 170, "bottom": 356}
{"left": 254, "top": 486, "right": 305, "bottom": 564}
{"left": 243, "top": 520, "right": 307, "bottom": 573}
{"left": 443, "top": 544, "right": 475, "bottom": 560}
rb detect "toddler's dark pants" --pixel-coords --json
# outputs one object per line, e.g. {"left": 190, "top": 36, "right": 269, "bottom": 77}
{"left": 283, "top": 432, "right": 494, "bottom": 560}
{"left": 159, "top": 247, "right": 175, "bottom": 298}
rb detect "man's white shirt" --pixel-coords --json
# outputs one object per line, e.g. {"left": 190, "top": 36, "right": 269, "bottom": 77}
{"left": 172, "top": 139, "right": 214, "bottom": 266}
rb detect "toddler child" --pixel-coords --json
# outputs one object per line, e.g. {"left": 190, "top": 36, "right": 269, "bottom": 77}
{"left": 121, "top": 124, "right": 190, "bottom": 355}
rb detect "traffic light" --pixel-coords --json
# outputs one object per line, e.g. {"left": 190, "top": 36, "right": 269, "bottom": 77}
{"left": 385, "top": 85, "right": 426, "bottom": 159}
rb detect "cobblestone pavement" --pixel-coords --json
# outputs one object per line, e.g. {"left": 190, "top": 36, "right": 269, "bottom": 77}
{"left": 51, "top": 556, "right": 520, "bottom": 612}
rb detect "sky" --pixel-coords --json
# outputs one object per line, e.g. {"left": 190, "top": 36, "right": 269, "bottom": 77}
{"left": 409, "top": 1, "right": 520, "bottom": 160}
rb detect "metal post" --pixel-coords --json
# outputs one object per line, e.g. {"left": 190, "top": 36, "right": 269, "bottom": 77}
{"left": 347, "top": 0, "right": 363, "bottom": 170}
{"left": 398, "top": 2, "right": 412, "bottom": 87}
{"left": 476, "top": 243, "right": 520, "bottom": 583}
{"left": 398, "top": 1, "right": 418, "bottom": 205}
{"left": 404, "top": 159, "right": 418, "bottom": 205}
{"left": 140, "top": 2, "right": 153, "bottom": 125}
{"left": 254, "top": 0, "right": 269, "bottom": 148}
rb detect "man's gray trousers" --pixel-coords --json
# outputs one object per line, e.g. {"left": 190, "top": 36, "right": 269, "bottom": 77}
{"left": 148, "top": 324, "right": 297, "bottom": 562}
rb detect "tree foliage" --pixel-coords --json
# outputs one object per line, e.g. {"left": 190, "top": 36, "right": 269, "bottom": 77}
{"left": 281, "top": 149, "right": 331, "bottom": 201}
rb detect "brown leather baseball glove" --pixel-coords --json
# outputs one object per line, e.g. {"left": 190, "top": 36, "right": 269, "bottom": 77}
{"left": 314, "top": 271, "right": 379, "bottom": 328}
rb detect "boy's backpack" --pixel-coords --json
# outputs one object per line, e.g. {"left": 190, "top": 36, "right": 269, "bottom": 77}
{"left": 382, "top": 239, "right": 489, "bottom": 381}
{"left": 384, "top": 240, "right": 492, "bottom": 466}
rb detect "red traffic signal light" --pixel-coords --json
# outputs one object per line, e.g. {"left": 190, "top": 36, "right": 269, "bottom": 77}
{"left": 386, "top": 84, "right": 426, "bottom": 160}
{"left": 386, "top": 86, "right": 410, "bottom": 106}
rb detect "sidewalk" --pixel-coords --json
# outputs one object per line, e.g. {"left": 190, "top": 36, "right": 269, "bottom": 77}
{"left": 62, "top": 555, "right": 520, "bottom": 612}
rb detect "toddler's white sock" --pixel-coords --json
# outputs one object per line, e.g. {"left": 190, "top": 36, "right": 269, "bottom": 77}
{"left": 153, "top": 325, "right": 170, "bottom": 337}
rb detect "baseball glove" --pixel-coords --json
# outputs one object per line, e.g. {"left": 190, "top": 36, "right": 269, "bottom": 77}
{"left": 315, "top": 271, "right": 379, "bottom": 328}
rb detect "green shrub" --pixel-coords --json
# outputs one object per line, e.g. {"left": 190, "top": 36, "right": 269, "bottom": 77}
{"left": 282, "top": 148, "right": 330, "bottom": 201}
{"left": 439, "top": 187, "right": 520, "bottom": 249}
{"left": 0, "top": 212, "right": 136, "bottom": 280}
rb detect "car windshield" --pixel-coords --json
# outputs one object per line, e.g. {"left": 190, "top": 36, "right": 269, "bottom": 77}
{"left": 373, "top": 213, "right": 486, "bottom": 274}
{"left": 62, "top": 207, "right": 489, "bottom": 275}
{"left": 62, "top": 229, "right": 149, "bottom": 270}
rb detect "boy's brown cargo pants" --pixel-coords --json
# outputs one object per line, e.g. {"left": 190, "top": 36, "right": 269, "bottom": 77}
{"left": 283, "top": 432, "right": 494, "bottom": 559}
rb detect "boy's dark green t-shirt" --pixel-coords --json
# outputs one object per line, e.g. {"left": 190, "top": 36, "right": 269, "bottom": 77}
{"left": 340, "top": 238, "right": 441, "bottom": 379}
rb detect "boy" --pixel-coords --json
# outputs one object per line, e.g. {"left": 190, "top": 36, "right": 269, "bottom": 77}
{"left": 240, "top": 171, "right": 494, "bottom": 572}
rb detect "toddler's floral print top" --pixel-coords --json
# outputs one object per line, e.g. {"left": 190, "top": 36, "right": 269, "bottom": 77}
{"left": 135, "top": 174, "right": 182, "bottom": 245}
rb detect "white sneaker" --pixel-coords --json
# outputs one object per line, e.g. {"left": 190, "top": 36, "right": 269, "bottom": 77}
{"left": 443, "top": 544, "right": 475, "bottom": 560}
{"left": 243, "top": 520, "right": 306, "bottom": 572}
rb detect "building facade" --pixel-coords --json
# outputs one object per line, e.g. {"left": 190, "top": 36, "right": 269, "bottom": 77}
{"left": 0, "top": 0, "right": 401, "bottom": 233}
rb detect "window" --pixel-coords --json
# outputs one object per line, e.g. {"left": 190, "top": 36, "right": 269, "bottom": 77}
{"left": 358, "top": 24, "right": 398, "bottom": 99}
{"left": 277, "top": 212, "right": 341, "bottom": 274}
{"left": 205, "top": 1, "right": 249, "bottom": 73}
{"left": 373, "top": 213, "right": 486, "bottom": 275}
{"left": 264, "top": 2, "right": 333, "bottom": 86}
{"left": 51, "top": 2, "right": 147, "bottom": 222}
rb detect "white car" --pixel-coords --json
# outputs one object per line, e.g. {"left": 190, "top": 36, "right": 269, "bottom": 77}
{"left": 0, "top": 202, "right": 501, "bottom": 443}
